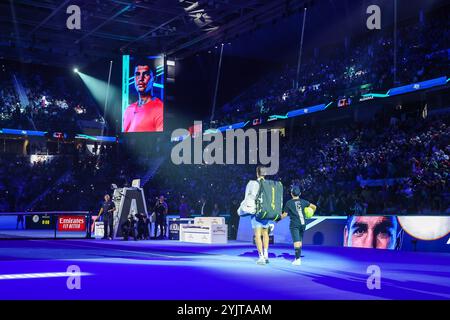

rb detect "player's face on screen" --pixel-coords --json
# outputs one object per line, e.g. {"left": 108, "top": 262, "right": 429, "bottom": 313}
{"left": 344, "top": 216, "right": 397, "bottom": 249}
{"left": 134, "top": 65, "right": 152, "bottom": 94}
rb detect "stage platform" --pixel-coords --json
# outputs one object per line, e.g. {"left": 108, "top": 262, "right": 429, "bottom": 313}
{"left": 0, "top": 239, "right": 449, "bottom": 300}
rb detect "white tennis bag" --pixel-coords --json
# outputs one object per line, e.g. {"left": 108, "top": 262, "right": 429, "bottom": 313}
{"left": 237, "top": 180, "right": 259, "bottom": 217}
{"left": 94, "top": 221, "right": 104, "bottom": 238}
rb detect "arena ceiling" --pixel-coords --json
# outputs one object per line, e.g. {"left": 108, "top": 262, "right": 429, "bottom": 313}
{"left": 0, "top": 0, "right": 308, "bottom": 66}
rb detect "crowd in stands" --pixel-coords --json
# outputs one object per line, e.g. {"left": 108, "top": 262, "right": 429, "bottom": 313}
{"left": 0, "top": 155, "right": 69, "bottom": 212}
{"left": 281, "top": 111, "right": 449, "bottom": 215}
{"left": 0, "top": 62, "right": 105, "bottom": 133}
{"left": 0, "top": 104, "right": 448, "bottom": 217}
{"left": 0, "top": 143, "right": 150, "bottom": 214}
{"left": 34, "top": 145, "right": 156, "bottom": 213}
{"left": 149, "top": 105, "right": 449, "bottom": 216}
{"left": 216, "top": 9, "right": 449, "bottom": 126}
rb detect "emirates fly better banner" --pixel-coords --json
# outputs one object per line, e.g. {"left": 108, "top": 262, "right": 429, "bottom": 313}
{"left": 57, "top": 216, "right": 86, "bottom": 232}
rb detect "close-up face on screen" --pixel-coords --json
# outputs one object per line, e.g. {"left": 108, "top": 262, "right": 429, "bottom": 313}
{"left": 344, "top": 216, "right": 399, "bottom": 250}
{"left": 121, "top": 55, "right": 165, "bottom": 133}
{"left": 0, "top": 0, "right": 449, "bottom": 309}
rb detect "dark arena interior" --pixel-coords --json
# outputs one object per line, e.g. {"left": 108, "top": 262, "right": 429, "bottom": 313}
{"left": 0, "top": 0, "right": 449, "bottom": 307}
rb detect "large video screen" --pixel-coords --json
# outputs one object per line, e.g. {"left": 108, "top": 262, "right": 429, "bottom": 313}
{"left": 343, "top": 216, "right": 450, "bottom": 251}
{"left": 238, "top": 215, "right": 450, "bottom": 252}
{"left": 121, "top": 55, "right": 165, "bottom": 133}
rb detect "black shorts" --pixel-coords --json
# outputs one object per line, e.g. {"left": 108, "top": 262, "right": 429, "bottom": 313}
{"left": 290, "top": 225, "right": 305, "bottom": 243}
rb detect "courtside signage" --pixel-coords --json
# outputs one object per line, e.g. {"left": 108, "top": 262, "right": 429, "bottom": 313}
{"left": 57, "top": 216, "right": 86, "bottom": 232}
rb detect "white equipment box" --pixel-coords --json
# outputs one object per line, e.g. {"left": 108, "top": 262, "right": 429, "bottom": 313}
{"left": 94, "top": 221, "right": 104, "bottom": 239}
{"left": 179, "top": 217, "right": 228, "bottom": 244}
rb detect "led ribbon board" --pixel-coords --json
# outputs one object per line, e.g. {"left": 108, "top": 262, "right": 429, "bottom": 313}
{"left": 388, "top": 76, "right": 447, "bottom": 96}
{"left": 1, "top": 128, "right": 47, "bottom": 136}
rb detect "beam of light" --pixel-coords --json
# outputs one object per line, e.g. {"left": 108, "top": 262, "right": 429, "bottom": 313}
{"left": 0, "top": 272, "right": 91, "bottom": 280}
{"left": 77, "top": 71, "right": 120, "bottom": 120}
{"left": 9, "top": 1, "right": 24, "bottom": 61}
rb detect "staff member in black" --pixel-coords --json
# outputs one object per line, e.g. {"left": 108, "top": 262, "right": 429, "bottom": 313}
{"left": 99, "top": 194, "right": 116, "bottom": 240}
{"left": 153, "top": 195, "right": 168, "bottom": 239}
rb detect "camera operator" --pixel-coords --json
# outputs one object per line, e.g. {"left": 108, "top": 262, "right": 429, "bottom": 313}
{"left": 136, "top": 212, "right": 150, "bottom": 240}
{"left": 121, "top": 214, "right": 137, "bottom": 241}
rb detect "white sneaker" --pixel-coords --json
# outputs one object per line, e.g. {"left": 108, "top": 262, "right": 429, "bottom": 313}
{"left": 256, "top": 256, "right": 266, "bottom": 265}
{"left": 292, "top": 258, "right": 302, "bottom": 266}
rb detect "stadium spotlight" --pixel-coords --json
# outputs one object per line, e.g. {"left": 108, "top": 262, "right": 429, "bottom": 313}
{"left": 73, "top": 68, "right": 79, "bottom": 73}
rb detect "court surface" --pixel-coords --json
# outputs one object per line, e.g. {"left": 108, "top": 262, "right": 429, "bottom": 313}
{"left": 0, "top": 239, "right": 449, "bottom": 300}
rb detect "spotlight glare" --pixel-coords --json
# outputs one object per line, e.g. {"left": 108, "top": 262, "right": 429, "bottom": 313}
{"left": 73, "top": 68, "right": 79, "bottom": 73}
